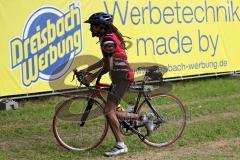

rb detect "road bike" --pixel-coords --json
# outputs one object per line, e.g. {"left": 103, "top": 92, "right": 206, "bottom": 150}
{"left": 52, "top": 65, "right": 187, "bottom": 151}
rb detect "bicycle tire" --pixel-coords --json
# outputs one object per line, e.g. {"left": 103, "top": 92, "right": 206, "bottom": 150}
{"left": 137, "top": 93, "right": 187, "bottom": 148}
{"left": 52, "top": 96, "right": 108, "bottom": 151}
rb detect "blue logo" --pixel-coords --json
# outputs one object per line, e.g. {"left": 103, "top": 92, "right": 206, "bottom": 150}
{"left": 10, "top": 4, "right": 83, "bottom": 87}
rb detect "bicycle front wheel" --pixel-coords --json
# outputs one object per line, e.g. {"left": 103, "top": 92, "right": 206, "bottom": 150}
{"left": 137, "top": 93, "right": 187, "bottom": 148}
{"left": 52, "top": 96, "right": 108, "bottom": 151}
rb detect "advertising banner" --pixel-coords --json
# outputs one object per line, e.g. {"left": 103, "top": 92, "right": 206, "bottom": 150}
{"left": 1, "top": 0, "right": 240, "bottom": 97}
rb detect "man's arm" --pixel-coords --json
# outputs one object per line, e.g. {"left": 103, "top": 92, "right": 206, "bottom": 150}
{"left": 85, "top": 58, "right": 104, "bottom": 73}
{"left": 95, "top": 57, "right": 110, "bottom": 84}
{"left": 81, "top": 57, "right": 109, "bottom": 85}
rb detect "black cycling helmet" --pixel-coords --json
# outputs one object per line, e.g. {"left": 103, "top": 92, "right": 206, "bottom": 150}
{"left": 84, "top": 12, "right": 113, "bottom": 24}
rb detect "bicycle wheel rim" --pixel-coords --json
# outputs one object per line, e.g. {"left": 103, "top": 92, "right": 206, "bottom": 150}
{"left": 52, "top": 96, "right": 108, "bottom": 151}
{"left": 137, "top": 93, "right": 187, "bottom": 148}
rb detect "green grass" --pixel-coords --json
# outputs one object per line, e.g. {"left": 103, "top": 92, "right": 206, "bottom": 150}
{"left": 0, "top": 76, "right": 240, "bottom": 159}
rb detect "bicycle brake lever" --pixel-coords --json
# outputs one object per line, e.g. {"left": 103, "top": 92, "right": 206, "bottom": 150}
{"left": 71, "top": 69, "right": 78, "bottom": 82}
{"left": 71, "top": 73, "right": 76, "bottom": 82}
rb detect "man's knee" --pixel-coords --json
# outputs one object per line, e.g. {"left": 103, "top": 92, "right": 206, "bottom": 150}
{"left": 104, "top": 100, "right": 117, "bottom": 116}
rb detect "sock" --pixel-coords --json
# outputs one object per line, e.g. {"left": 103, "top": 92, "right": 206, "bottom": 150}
{"left": 117, "top": 142, "right": 125, "bottom": 147}
{"left": 139, "top": 115, "right": 144, "bottom": 121}
{"left": 140, "top": 115, "right": 147, "bottom": 122}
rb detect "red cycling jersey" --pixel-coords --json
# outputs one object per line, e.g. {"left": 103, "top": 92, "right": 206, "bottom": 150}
{"left": 100, "top": 32, "right": 126, "bottom": 59}
{"left": 100, "top": 32, "right": 134, "bottom": 81}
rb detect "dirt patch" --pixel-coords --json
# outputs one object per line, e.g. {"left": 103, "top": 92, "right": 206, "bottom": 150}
{"left": 90, "top": 137, "right": 240, "bottom": 160}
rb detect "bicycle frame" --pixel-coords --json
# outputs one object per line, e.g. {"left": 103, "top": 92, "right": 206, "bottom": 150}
{"left": 79, "top": 83, "right": 109, "bottom": 126}
{"left": 133, "top": 74, "right": 165, "bottom": 123}
{"left": 134, "top": 90, "right": 163, "bottom": 121}
{"left": 78, "top": 69, "right": 165, "bottom": 139}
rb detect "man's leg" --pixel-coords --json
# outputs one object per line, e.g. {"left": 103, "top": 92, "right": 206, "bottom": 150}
{"left": 109, "top": 80, "right": 140, "bottom": 121}
{"left": 104, "top": 99, "right": 122, "bottom": 142}
{"left": 116, "top": 111, "right": 140, "bottom": 120}
{"left": 103, "top": 80, "right": 130, "bottom": 156}
{"left": 103, "top": 99, "right": 128, "bottom": 157}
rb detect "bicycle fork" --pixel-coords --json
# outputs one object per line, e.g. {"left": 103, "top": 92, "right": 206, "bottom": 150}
{"left": 80, "top": 98, "right": 94, "bottom": 127}
{"left": 79, "top": 91, "right": 106, "bottom": 127}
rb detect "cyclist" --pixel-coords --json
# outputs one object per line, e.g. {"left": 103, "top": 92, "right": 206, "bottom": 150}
{"left": 82, "top": 12, "right": 153, "bottom": 157}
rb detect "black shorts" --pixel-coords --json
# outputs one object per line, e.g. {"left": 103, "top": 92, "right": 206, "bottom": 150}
{"left": 108, "top": 71, "right": 132, "bottom": 105}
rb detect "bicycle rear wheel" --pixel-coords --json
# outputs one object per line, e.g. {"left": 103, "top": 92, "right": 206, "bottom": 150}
{"left": 137, "top": 93, "right": 186, "bottom": 148}
{"left": 52, "top": 96, "right": 108, "bottom": 151}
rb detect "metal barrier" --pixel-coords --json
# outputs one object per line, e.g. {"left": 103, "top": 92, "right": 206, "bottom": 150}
{"left": 1, "top": 70, "right": 239, "bottom": 100}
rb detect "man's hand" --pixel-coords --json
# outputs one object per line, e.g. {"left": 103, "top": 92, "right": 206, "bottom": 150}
{"left": 73, "top": 64, "right": 105, "bottom": 86}
{"left": 82, "top": 73, "right": 94, "bottom": 85}
{"left": 81, "top": 70, "right": 102, "bottom": 85}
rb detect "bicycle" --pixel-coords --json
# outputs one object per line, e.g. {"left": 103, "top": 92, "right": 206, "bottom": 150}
{"left": 52, "top": 65, "right": 187, "bottom": 151}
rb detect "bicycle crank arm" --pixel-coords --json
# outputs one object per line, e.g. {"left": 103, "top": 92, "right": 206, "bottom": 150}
{"left": 121, "top": 121, "right": 146, "bottom": 140}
